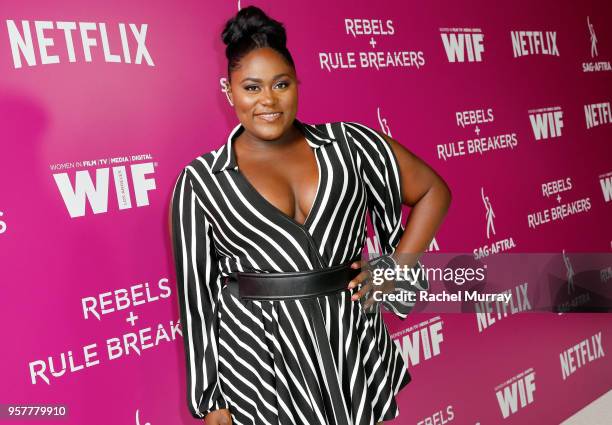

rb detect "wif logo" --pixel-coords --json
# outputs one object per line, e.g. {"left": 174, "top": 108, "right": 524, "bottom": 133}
{"left": 495, "top": 369, "right": 536, "bottom": 419}
{"left": 53, "top": 161, "right": 156, "bottom": 218}
{"left": 6, "top": 20, "right": 154, "bottom": 68}
{"left": 528, "top": 106, "right": 563, "bottom": 141}
{"left": 599, "top": 172, "right": 612, "bottom": 203}
{"left": 393, "top": 317, "right": 444, "bottom": 367}
{"left": 440, "top": 28, "right": 485, "bottom": 63}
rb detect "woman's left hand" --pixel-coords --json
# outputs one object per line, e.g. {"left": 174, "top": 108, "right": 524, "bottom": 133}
{"left": 348, "top": 260, "right": 396, "bottom": 311}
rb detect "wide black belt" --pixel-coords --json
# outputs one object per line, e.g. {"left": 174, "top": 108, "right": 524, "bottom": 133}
{"left": 224, "top": 257, "right": 362, "bottom": 300}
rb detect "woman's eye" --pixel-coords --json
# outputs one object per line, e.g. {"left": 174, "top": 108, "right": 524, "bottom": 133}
{"left": 244, "top": 82, "right": 289, "bottom": 92}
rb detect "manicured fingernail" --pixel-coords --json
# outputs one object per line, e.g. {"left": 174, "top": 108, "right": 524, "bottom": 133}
{"left": 351, "top": 295, "right": 357, "bottom": 300}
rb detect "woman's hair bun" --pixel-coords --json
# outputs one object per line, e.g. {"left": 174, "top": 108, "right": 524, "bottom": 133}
{"left": 221, "top": 5, "right": 286, "bottom": 48}
{"left": 221, "top": 5, "right": 295, "bottom": 75}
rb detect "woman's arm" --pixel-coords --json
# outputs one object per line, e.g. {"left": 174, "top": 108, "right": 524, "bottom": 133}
{"left": 169, "top": 169, "right": 232, "bottom": 424}
{"left": 380, "top": 132, "right": 452, "bottom": 265}
{"left": 348, "top": 129, "right": 451, "bottom": 307}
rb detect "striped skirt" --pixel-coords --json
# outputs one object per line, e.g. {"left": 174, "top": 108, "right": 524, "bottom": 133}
{"left": 216, "top": 278, "right": 411, "bottom": 425}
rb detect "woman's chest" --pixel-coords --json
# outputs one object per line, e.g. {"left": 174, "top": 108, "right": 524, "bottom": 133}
{"left": 202, "top": 140, "right": 369, "bottom": 268}
{"left": 237, "top": 143, "right": 321, "bottom": 227}
{"left": 205, "top": 140, "right": 365, "bottom": 233}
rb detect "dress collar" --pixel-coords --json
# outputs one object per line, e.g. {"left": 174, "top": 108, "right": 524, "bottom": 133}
{"left": 210, "top": 117, "right": 336, "bottom": 174}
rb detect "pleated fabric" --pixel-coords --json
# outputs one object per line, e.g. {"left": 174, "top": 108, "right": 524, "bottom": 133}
{"left": 171, "top": 118, "right": 411, "bottom": 424}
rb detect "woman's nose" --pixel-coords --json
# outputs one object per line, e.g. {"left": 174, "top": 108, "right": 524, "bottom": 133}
{"left": 259, "top": 87, "right": 276, "bottom": 105}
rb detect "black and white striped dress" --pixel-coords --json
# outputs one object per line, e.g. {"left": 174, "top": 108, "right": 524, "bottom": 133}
{"left": 171, "top": 118, "right": 411, "bottom": 425}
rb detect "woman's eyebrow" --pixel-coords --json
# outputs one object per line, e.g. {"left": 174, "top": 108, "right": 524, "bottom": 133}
{"left": 240, "top": 73, "right": 291, "bottom": 83}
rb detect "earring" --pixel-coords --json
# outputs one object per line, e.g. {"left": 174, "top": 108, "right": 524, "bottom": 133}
{"left": 225, "top": 89, "right": 234, "bottom": 106}
{"left": 220, "top": 78, "right": 234, "bottom": 106}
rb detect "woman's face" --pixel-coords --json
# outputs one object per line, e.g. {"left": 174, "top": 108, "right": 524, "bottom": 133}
{"left": 227, "top": 47, "right": 298, "bottom": 142}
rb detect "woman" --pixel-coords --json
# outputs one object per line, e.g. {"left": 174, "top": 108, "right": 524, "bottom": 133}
{"left": 170, "top": 6, "right": 451, "bottom": 425}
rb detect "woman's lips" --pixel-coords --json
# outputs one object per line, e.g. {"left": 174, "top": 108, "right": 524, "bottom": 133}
{"left": 256, "top": 112, "right": 283, "bottom": 122}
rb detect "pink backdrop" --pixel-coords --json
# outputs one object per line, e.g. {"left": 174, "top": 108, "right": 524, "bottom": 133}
{"left": 1, "top": 0, "right": 611, "bottom": 424}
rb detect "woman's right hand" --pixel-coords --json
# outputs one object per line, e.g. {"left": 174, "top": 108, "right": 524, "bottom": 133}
{"left": 204, "top": 408, "right": 232, "bottom": 425}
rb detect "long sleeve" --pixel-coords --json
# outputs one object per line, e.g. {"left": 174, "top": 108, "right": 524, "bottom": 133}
{"left": 344, "top": 121, "right": 404, "bottom": 255}
{"left": 344, "top": 122, "right": 429, "bottom": 319}
{"left": 170, "top": 167, "right": 229, "bottom": 419}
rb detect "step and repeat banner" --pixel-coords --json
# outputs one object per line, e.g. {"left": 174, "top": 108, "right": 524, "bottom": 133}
{"left": 1, "top": 0, "right": 611, "bottom": 424}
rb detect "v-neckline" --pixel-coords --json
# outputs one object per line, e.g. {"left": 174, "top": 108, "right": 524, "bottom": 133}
{"left": 232, "top": 127, "right": 323, "bottom": 231}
